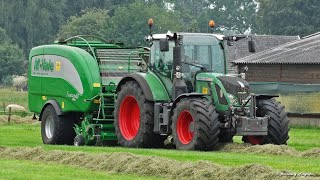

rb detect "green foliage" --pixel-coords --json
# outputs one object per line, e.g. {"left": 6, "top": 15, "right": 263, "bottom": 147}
{"left": 0, "top": 0, "right": 67, "bottom": 54}
{"left": 1, "top": 75, "right": 13, "bottom": 87}
{"left": 110, "top": 1, "right": 183, "bottom": 46}
{"left": 58, "top": 9, "right": 111, "bottom": 39}
{"left": 197, "top": 0, "right": 258, "bottom": 34}
{"left": 0, "top": 29, "right": 25, "bottom": 83}
{"left": 1, "top": 0, "right": 320, "bottom": 60}
{"left": 0, "top": 42, "right": 25, "bottom": 81}
{"left": 256, "top": 0, "right": 320, "bottom": 36}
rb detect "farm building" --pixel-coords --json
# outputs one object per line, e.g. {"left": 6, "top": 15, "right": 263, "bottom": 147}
{"left": 225, "top": 35, "right": 299, "bottom": 73}
{"left": 232, "top": 32, "right": 320, "bottom": 126}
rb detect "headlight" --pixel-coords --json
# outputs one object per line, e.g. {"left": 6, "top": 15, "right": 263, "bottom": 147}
{"left": 228, "top": 93, "right": 239, "bottom": 105}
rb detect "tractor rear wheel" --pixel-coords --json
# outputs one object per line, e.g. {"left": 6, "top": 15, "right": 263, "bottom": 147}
{"left": 244, "top": 98, "right": 290, "bottom": 145}
{"left": 171, "top": 98, "right": 220, "bottom": 151}
{"left": 41, "top": 105, "right": 75, "bottom": 145}
{"left": 114, "top": 81, "right": 162, "bottom": 148}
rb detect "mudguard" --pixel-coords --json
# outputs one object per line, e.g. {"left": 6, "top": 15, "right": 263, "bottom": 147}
{"left": 170, "top": 93, "right": 206, "bottom": 115}
{"left": 116, "top": 73, "right": 171, "bottom": 102}
{"left": 255, "top": 94, "right": 279, "bottom": 100}
{"left": 39, "top": 100, "right": 62, "bottom": 121}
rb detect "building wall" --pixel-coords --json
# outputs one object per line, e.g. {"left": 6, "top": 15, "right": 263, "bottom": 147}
{"left": 240, "top": 64, "right": 320, "bottom": 83}
{"left": 237, "top": 64, "right": 320, "bottom": 115}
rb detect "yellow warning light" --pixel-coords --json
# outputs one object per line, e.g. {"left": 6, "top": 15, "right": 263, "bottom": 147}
{"left": 148, "top": 18, "right": 154, "bottom": 27}
{"left": 202, "top": 87, "right": 208, "bottom": 94}
{"left": 209, "top": 20, "right": 215, "bottom": 28}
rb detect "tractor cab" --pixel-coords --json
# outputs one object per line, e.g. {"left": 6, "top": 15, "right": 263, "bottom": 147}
{"left": 148, "top": 33, "right": 227, "bottom": 94}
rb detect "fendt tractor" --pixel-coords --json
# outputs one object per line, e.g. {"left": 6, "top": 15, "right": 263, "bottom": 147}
{"left": 28, "top": 19, "right": 289, "bottom": 151}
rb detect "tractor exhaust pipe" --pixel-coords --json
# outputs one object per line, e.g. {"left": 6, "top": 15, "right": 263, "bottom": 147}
{"left": 172, "top": 43, "right": 187, "bottom": 99}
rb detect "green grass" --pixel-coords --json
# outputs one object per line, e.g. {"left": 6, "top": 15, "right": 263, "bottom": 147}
{"left": 0, "top": 123, "right": 319, "bottom": 174}
{"left": 286, "top": 127, "right": 320, "bottom": 151}
{"left": 0, "top": 158, "right": 157, "bottom": 180}
{"left": 233, "top": 127, "right": 320, "bottom": 151}
{"left": 0, "top": 123, "right": 41, "bottom": 147}
{"left": 0, "top": 88, "right": 28, "bottom": 109}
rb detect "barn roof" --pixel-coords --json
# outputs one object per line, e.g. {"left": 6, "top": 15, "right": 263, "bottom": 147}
{"left": 225, "top": 34, "right": 299, "bottom": 72}
{"left": 232, "top": 32, "right": 320, "bottom": 65}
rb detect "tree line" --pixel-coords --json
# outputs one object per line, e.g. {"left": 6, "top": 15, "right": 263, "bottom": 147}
{"left": 0, "top": 0, "right": 319, "bottom": 83}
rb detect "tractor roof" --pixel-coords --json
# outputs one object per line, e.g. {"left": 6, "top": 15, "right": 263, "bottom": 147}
{"left": 152, "top": 32, "right": 224, "bottom": 41}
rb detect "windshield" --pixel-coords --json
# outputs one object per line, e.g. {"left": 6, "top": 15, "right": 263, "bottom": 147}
{"left": 149, "top": 34, "right": 226, "bottom": 74}
{"left": 182, "top": 35, "right": 225, "bottom": 73}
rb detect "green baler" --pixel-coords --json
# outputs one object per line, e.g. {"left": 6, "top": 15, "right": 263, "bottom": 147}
{"left": 29, "top": 26, "right": 289, "bottom": 150}
{"left": 28, "top": 36, "right": 147, "bottom": 145}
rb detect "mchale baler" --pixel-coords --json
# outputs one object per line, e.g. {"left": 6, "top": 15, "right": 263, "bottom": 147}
{"left": 28, "top": 20, "right": 289, "bottom": 151}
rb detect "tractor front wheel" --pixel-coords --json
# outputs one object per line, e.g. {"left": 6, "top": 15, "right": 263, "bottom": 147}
{"left": 114, "top": 81, "right": 163, "bottom": 148}
{"left": 171, "top": 98, "right": 220, "bottom": 151}
{"left": 244, "top": 98, "right": 290, "bottom": 145}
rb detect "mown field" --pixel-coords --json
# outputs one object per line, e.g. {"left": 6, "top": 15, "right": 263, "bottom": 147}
{"left": 0, "top": 120, "right": 319, "bottom": 179}
{"left": 0, "top": 89, "right": 319, "bottom": 179}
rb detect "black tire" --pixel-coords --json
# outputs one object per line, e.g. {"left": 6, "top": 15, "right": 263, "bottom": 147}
{"left": 41, "top": 105, "right": 75, "bottom": 145}
{"left": 114, "top": 81, "right": 160, "bottom": 148}
{"left": 74, "top": 135, "right": 85, "bottom": 146}
{"left": 171, "top": 98, "right": 220, "bottom": 151}
{"left": 244, "top": 98, "right": 290, "bottom": 145}
{"left": 219, "top": 129, "right": 234, "bottom": 143}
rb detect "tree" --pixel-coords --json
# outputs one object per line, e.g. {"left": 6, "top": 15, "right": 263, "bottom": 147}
{"left": 110, "top": 1, "right": 183, "bottom": 46}
{"left": 0, "top": 0, "right": 67, "bottom": 54}
{"left": 0, "top": 28, "right": 25, "bottom": 83}
{"left": 256, "top": 0, "right": 320, "bottom": 36}
{"left": 197, "top": 0, "right": 258, "bottom": 34}
{"left": 58, "top": 9, "right": 111, "bottom": 39}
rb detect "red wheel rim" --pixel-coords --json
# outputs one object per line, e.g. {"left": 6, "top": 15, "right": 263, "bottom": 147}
{"left": 247, "top": 136, "right": 264, "bottom": 145}
{"left": 119, "top": 96, "right": 140, "bottom": 140}
{"left": 177, "top": 110, "right": 194, "bottom": 144}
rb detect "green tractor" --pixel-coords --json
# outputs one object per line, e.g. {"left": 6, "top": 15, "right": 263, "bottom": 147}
{"left": 28, "top": 21, "right": 289, "bottom": 151}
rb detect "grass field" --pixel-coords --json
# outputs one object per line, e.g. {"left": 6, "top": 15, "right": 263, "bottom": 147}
{"left": 0, "top": 159, "right": 157, "bottom": 180}
{"left": 0, "top": 89, "right": 319, "bottom": 179}
{"left": 0, "top": 122, "right": 319, "bottom": 179}
{"left": 0, "top": 88, "right": 28, "bottom": 110}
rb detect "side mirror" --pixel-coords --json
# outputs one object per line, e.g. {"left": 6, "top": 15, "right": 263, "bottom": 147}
{"left": 248, "top": 40, "right": 256, "bottom": 53}
{"left": 160, "top": 38, "right": 169, "bottom": 52}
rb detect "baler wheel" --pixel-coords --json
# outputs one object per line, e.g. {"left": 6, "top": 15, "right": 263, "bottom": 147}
{"left": 115, "top": 81, "right": 164, "bottom": 148}
{"left": 41, "top": 105, "right": 75, "bottom": 145}
{"left": 243, "top": 98, "right": 290, "bottom": 145}
{"left": 171, "top": 98, "right": 220, "bottom": 151}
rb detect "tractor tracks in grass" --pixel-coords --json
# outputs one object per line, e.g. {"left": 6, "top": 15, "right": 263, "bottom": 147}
{"left": 0, "top": 146, "right": 313, "bottom": 180}
{"left": 217, "top": 143, "right": 320, "bottom": 158}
